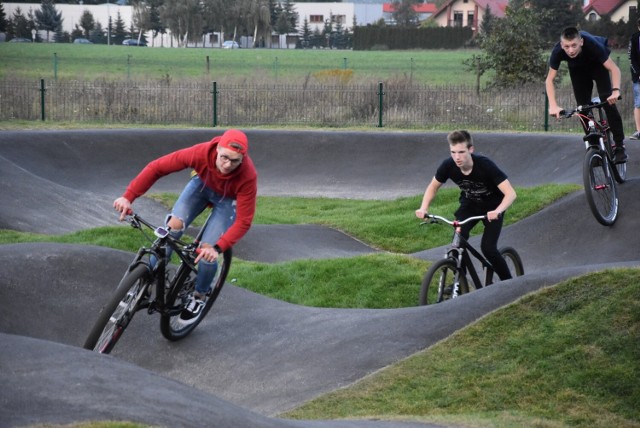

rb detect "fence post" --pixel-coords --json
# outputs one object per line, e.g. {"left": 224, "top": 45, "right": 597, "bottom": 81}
{"left": 53, "top": 53, "right": 58, "bottom": 81}
{"left": 39, "top": 79, "right": 46, "bottom": 121}
{"left": 211, "top": 81, "right": 218, "bottom": 127}
{"left": 544, "top": 92, "right": 549, "bottom": 132}
{"left": 377, "top": 81, "right": 384, "bottom": 128}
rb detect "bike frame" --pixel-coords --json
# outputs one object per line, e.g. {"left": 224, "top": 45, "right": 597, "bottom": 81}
{"left": 565, "top": 98, "right": 616, "bottom": 160}
{"left": 125, "top": 214, "right": 203, "bottom": 317}
{"left": 426, "top": 214, "right": 495, "bottom": 298}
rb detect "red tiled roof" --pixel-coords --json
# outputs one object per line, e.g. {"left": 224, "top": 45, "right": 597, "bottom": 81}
{"left": 383, "top": 3, "right": 438, "bottom": 14}
{"left": 432, "top": 0, "right": 508, "bottom": 19}
{"left": 583, "top": 0, "right": 627, "bottom": 16}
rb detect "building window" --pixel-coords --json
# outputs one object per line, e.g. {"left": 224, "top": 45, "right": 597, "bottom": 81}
{"left": 453, "top": 11, "right": 463, "bottom": 27}
{"left": 332, "top": 15, "right": 346, "bottom": 25}
{"left": 310, "top": 15, "right": 324, "bottom": 24}
{"left": 467, "top": 11, "right": 474, "bottom": 28}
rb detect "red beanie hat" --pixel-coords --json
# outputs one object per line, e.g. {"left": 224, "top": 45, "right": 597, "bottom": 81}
{"left": 218, "top": 129, "right": 248, "bottom": 155}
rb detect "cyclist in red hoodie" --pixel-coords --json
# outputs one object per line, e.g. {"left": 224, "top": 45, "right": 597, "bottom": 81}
{"left": 113, "top": 129, "right": 257, "bottom": 324}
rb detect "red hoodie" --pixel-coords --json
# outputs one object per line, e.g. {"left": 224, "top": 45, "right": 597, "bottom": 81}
{"left": 122, "top": 136, "right": 257, "bottom": 251}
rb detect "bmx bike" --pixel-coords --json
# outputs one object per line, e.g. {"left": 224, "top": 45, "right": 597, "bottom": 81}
{"left": 418, "top": 214, "right": 524, "bottom": 305}
{"left": 561, "top": 97, "right": 626, "bottom": 226}
{"left": 83, "top": 211, "right": 232, "bottom": 354}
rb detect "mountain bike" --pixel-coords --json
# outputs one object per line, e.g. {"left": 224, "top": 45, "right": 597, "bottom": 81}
{"left": 418, "top": 214, "right": 524, "bottom": 305}
{"left": 561, "top": 97, "right": 626, "bottom": 226}
{"left": 83, "top": 212, "right": 232, "bottom": 354}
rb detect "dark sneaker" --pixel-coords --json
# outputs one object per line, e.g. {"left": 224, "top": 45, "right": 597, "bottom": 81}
{"left": 614, "top": 147, "right": 628, "bottom": 164}
{"left": 630, "top": 131, "right": 640, "bottom": 140}
{"left": 178, "top": 293, "right": 206, "bottom": 325}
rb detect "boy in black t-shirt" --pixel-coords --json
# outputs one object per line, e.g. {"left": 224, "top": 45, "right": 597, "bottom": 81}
{"left": 415, "top": 130, "right": 517, "bottom": 280}
{"left": 545, "top": 26, "right": 628, "bottom": 163}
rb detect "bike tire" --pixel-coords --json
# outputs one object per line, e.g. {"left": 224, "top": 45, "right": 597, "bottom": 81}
{"left": 499, "top": 247, "right": 524, "bottom": 277}
{"left": 583, "top": 148, "right": 618, "bottom": 226}
{"left": 419, "top": 258, "right": 468, "bottom": 305}
{"left": 605, "top": 128, "right": 627, "bottom": 184}
{"left": 83, "top": 264, "right": 150, "bottom": 354}
{"left": 160, "top": 249, "right": 232, "bottom": 341}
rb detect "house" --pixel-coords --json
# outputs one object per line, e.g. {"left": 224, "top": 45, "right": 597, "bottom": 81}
{"left": 382, "top": 2, "right": 438, "bottom": 25}
{"left": 583, "top": 0, "right": 637, "bottom": 23}
{"left": 430, "top": 0, "right": 508, "bottom": 34}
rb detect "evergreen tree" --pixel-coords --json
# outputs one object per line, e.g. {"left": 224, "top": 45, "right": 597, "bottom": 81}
{"left": 34, "top": 0, "right": 62, "bottom": 42}
{"left": 0, "top": 2, "right": 7, "bottom": 33}
{"left": 113, "top": 11, "right": 127, "bottom": 44}
{"left": 11, "top": 7, "right": 31, "bottom": 39}
{"left": 79, "top": 9, "right": 95, "bottom": 38}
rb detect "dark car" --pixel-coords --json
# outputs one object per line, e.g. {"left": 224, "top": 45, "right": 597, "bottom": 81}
{"left": 73, "top": 38, "right": 93, "bottom": 44}
{"left": 123, "top": 39, "right": 146, "bottom": 47}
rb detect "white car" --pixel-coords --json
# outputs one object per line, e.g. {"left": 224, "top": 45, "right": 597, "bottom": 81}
{"left": 222, "top": 40, "right": 239, "bottom": 49}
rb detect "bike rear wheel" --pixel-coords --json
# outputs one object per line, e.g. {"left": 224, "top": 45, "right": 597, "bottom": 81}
{"left": 583, "top": 148, "right": 618, "bottom": 226}
{"left": 419, "top": 258, "right": 468, "bottom": 305}
{"left": 83, "top": 264, "right": 150, "bottom": 354}
{"left": 160, "top": 249, "right": 232, "bottom": 341}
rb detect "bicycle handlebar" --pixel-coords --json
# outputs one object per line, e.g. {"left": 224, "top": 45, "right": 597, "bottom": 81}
{"left": 422, "top": 214, "right": 486, "bottom": 227}
{"left": 559, "top": 96, "right": 622, "bottom": 119}
{"left": 126, "top": 212, "right": 199, "bottom": 254}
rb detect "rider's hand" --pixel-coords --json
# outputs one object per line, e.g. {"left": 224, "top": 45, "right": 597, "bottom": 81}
{"left": 548, "top": 105, "right": 563, "bottom": 119}
{"left": 415, "top": 208, "right": 427, "bottom": 219}
{"left": 113, "top": 197, "right": 133, "bottom": 221}
{"left": 195, "top": 243, "right": 219, "bottom": 264}
{"left": 606, "top": 92, "right": 619, "bottom": 105}
{"left": 487, "top": 210, "right": 502, "bottom": 222}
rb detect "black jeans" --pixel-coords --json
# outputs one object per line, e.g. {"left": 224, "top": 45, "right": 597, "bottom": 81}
{"left": 456, "top": 209, "right": 512, "bottom": 281}
{"left": 569, "top": 64, "right": 625, "bottom": 144}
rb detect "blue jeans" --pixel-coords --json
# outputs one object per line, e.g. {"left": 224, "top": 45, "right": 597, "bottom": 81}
{"left": 633, "top": 81, "right": 640, "bottom": 109}
{"left": 167, "top": 175, "right": 236, "bottom": 295}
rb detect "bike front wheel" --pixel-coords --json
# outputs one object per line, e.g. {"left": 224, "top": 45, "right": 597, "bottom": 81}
{"left": 605, "top": 128, "right": 627, "bottom": 184}
{"left": 500, "top": 247, "right": 524, "bottom": 277}
{"left": 419, "top": 258, "right": 468, "bottom": 305}
{"left": 160, "top": 249, "right": 232, "bottom": 341}
{"left": 83, "top": 264, "right": 151, "bottom": 354}
{"left": 583, "top": 148, "right": 618, "bottom": 226}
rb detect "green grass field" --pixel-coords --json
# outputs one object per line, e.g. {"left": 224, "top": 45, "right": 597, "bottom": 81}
{"left": 1, "top": 43, "right": 630, "bottom": 86}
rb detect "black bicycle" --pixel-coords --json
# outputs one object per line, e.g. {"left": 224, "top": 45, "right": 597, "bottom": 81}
{"left": 418, "top": 214, "right": 524, "bottom": 305}
{"left": 561, "top": 98, "right": 626, "bottom": 226}
{"left": 83, "top": 212, "right": 232, "bottom": 354}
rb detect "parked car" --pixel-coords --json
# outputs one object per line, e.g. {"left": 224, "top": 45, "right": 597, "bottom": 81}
{"left": 123, "top": 39, "right": 146, "bottom": 47}
{"left": 10, "top": 37, "right": 32, "bottom": 43}
{"left": 73, "top": 38, "right": 93, "bottom": 44}
{"left": 222, "top": 40, "right": 239, "bottom": 49}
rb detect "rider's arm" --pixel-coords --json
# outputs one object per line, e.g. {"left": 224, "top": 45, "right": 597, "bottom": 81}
{"left": 415, "top": 177, "right": 443, "bottom": 219}
{"left": 545, "top": 67, "right": 562, "bottom": 117}
{"left": 603, "top": 57, "right": 622, "bottom": 103}
{"left": 487, "top": 179, "right": 517, "bottom": 221}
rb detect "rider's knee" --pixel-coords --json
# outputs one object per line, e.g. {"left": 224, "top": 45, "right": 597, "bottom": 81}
{"left": 166, "top": 215, "right": 185, "bottom": 232}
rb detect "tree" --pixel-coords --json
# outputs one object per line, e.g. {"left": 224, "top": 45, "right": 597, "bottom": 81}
{"left": 0, "top": 2, "right": 7, "bottom": 33}
{"left": 392, "top": 0, "right": 419, "bottom": 28}
{"left": 160, "top": 0, "right": 203, "bottom": 47}
{"left": 34, "top": 0, "right": 62, "bottom": 42}
{"left": 509, "top": 0, "right": 583, "bottom": 44}
{"left": 79, "top": 9, "right": 95, "bottom": 38}
{"left": 11, "top": 7, "right": 33, "bottom": 39}
{"left": 466, "top": 6, "right": 548, "bottom": 88}
{"left": 113, "top": 11, "right": 127, "bottom": 45}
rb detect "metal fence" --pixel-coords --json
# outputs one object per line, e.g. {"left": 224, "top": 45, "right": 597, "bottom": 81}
{"left": 1, "top": 78, "right": 635, "bottom": 133}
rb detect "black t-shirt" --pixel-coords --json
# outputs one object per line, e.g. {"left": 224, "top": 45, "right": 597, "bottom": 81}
{"left": 549, "top": 31, "right": 610, "bottom": 71}
{"left": 435, "top": 154, "right": 507, "bottom": 213}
